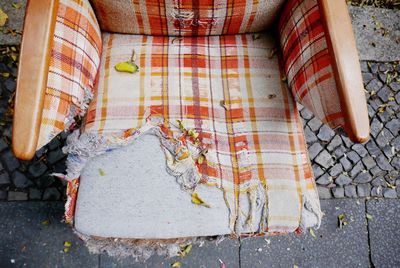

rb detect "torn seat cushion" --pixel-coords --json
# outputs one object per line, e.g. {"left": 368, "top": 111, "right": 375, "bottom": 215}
{"left": 73, "top": 32, "right": 321, "bottom": 239}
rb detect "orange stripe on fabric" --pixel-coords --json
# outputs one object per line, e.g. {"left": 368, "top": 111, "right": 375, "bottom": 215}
{"left": 99, "top": 34, "right": 113, "bottom": 133}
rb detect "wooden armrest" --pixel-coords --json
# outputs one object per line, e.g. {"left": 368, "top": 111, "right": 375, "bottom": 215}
{"left": 318, "top": 0, "right": 370, "bottom": 143}
{"left": 12, "top": 0, "right": 59, "bottom": 160}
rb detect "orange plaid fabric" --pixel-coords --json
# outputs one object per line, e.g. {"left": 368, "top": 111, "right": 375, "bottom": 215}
{"left": 90, "top": 0, "right": 284, "bottom": 36}
{"left": 78, "top": 33, "right": 321, "bottom": 234}
{"left": 278, "top": 0, "right": 345, "bottom": 130}
{"left": 37, "top": 0, "right": 102, "bottom": 149}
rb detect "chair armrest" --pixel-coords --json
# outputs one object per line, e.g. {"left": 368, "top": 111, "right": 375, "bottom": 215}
{"left": 318, "top": 0, "right": 369, "bottom": 143}
{"left": 13, "top": 0, "right": 59, "bottom": 160}
{"left": 278, "top": 0, "right": 369, "bottom": 143}
{"left": 13, "top": 0, "right": 102, "bottom": 160}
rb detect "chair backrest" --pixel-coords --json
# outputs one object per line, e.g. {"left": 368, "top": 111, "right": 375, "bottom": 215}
{"left": 90, "top": 0, "right": 286, "bottom": 36}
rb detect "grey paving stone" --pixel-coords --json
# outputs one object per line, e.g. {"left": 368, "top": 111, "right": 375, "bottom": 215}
{"left": 304, "top": 126, "right": 318, "bottom": 144}
{"left": 362, "top": 155, "right": 377, "bottom": 169}
{"left": 383, "top": 188, "right": 397, "bottom": 199}
{"left": 315, "top": 150, "right": 334, "bottom": 169}
{"left": 47, "top": 150, "right": 66, "bottom": 165}
{"left": 42, "top": 187, "right": 61, "bottom": 201}
{"left": 100, "top": 238, "right": 240, "bottom": 268}
{"left": 332, "top": 187, "right": 345, "bottom": 198}
{"left": 365, "top": 139, "right": 382, "bottom": 157}
{"left": 317, "top": 125, "right": 335, "bottom": 143}
{"left": 28, "top": 161, "right": 48, "bottom": 178}
{"left": 352, "top": 144, "right": 368, "bottom": 158}
{"left": 0, "top": 202, "right": 99, "bottom": 267}
{"left": 0, "top": 171, "right": 10, "bottom": 186}
{"left": 354, "top": 171, "right": 373, "bottom": 184}
{"left": 349, "top": 161, "right": 364, "bottom": 177}
{"left": 317, "top": 186, "right": 332, "bottom": 199}
{"left": 35, "top": 174, "right": 56, "bottom": 189}
{"left": 371, "top": 186, "right": 383, "bottom": 197}
{"left": 346, "top": 151, "right": 361, "bottom": 164}
{"left": 28, "top": 188, "right": 42, "bottom": 200}
{"left": 335, "top": 174, "right": 352, "bottom": 186}
{"left": 367, "top": 199, "right": 400, "bottom": 268}
{"left": 382, "top": 144, "right": 395, "bottom": 158}
{"left": 1, "top": 150, "right": 20, "bottom": 172}
{"left": 0, "top": 190, "right": 7, "bottom": 200}
{"left": 316, "top": 174, "right": 332, "bottom": 186}
{"left": 240, "top": 200, "right": 369, "bottom": 268}
{"left": 327, "top": 135, "right": 342, "bottom": 152}
{"left": 377, "top": 85, "right": 391, "bottom": 102}
{"left": 0, "top": 138, "right": 8, "bottom": 152}
{"left": 328, "top": 164, "right": 343, "bottom": 177}
{"left": 308, "top": 143, "right": 323, "bottom": 160}
{"left": 339, "top": 157, "right": 352, "bottom": 172}
{"left": 344, "top": 185, "right": 357, "bottom": 198}
{"left": 376, "top": 154, "right": 392, "bottom": 171}
{"left": 300, "top": 107, "right": 313, "bottom": 120}
{"left": 334, "top": 145, "right": 347, "bottom": 159}
{"left": 386, "top": 118, "right": 400, "bottom": 136}
{"left": 357, "top": 184, "right": 371, "bottom": 198}
{"left": 350, "top": 6, "right": 400, "bottom": 61}
{"left": 7, "top": 191, "right": 27, "bottom": 201}
{"left": 312, "top": 165, "right": 324, "bottom": 179}
{"left": 11, "top": 170, "right": 34, "bottom": 189}
{"left": 370, "top": 118, "right": 383, "bottom": 138}
{"left": 307, "top": 118, "right": 322, "bottom": 132}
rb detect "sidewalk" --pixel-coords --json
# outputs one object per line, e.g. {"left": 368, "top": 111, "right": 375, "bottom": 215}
{"left": 0, "top": 2, "right": 399, "bottom": 267}
{"left": 1, "top": 199, "right": 399, "bottom": 267}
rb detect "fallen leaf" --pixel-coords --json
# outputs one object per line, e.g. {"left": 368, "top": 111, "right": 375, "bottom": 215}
{"left": 294, "top": 265, "right": 299, "bottom": 268}
{"left": 309, "top": 228, "right": 316, "bottom": 238}
{"left": 63, "top": 247, "right": 70, "bottom": 253}
{"left": 338, "top": 213, "right": 348, "bottom": 229}
{"left": 388, "top": 97, "right": 395, "bottom": 102}
{"left": 281, "top": 75, "right": 287, "bottom": 82}
{"left": 191, "top": 192, "right": 211, "bottom": 208}
{"left": 178, "top": 244, "right": 192, "bottom": 257}
{"left": 99, "top": 169, "right": 106, "bottom": 176}
{"left": 41, "top": 219, "right": 50, "bottom": 225}
{"left": 1, "top": 72, "right": 10, "bottom": 78}
{"left": 268, "top": 94, "right": 277, "bottom": 99}
{"left": 366, "top": 213, "right": 373, "bottom": 220}
{"left": 197, "top": 154, "right": 205, "bottom": 164}
{"left": 188, "top": 128, "right": 199, "bottom": 139}
{"left": 171, "top": 261, "right": 182, "bottom": 267}
{"left": 115, "top": 61, "right": 139, "bottom": 73}
{"left": 63, "top": 241, "right": 72, "bottom": 247}
{"left": 252, "top": 33, "right": 261, "bottom": 41}
{"left": 12, "top": 3, "right": 22, "bottom": 9}
{"left": 0, "top": 9, "right": 8, "bottom": 27}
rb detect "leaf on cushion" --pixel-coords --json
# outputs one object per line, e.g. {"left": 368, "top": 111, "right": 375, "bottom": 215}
{"left": 115, "top": 61, "right": 139, "bottom": 74}
{"left": 0, "top": 9, "right": 8, "bottom": 27}
{"left": 12, "top": 3, "right": 22, "bottom": 9}
{"left": 191, "top": 192, "right": 211, "bottom": 208}
{"left": 99, "top": 168, "right": 106, "bottom": 176}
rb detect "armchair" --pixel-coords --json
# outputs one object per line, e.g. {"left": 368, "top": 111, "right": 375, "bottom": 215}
{"left": 13, "top": 0, "right": 369, "bottom": 242}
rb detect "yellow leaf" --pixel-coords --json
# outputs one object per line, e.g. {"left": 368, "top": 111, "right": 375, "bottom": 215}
{"left": 171, "top": 261, "right": 182, "bottom": 267}
{"left": 176, "top": 119, "right": 186, "bottom": 131}
{"left": 99, "top": 169, "right": 106, "bottom": 176}
{"left": 388, "top": 97, "right": 395, "bottom": 102}
{"left": 197, "top": 155, "right": 205, "bottom": 164}
{"left": 1, "top": 72, "right": 10, "bottom": 78}
{"left": 281, "top": 75, "right": 287, "bottom": 82}
{"left": 188, "top": 128, "right": 199, "bottom": 139}
{"left": 294, "top": 265, "right": 299, "bottom": 268}
{"left": 63, "top": 241, "right": 72, "bottom": 247}
{"left": 309, "top": 228, "right": 316, "bottom": 238}
{"left": 10, "top": 52, "right": 17, "bottom": 61}
{"left": 178, "top": 244, "right": 192, "bottom": 257}
{"left": 191, "top": 192, "right": 211, "bottom": 208}
{"left": 63, "top": 247, "right": 70, "bottom": 253}
{"left": 41, "top": 219, "right": 50, "bottom": 225}
{"left": 115, "top": 61, "right": 139, "bottom": 73}
{"left": 366, "top": 213, "right": 373, "bottom": 220}
{"left": 12, "top": 3, "right": 22, "bottom": 9}
{"left": 0, "top": 9, "right": 8, "bottom": 27}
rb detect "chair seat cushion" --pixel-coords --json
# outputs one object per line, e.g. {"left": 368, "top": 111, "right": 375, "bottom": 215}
{"left": 71, "top": 32, "right": 321, "bottom": 238}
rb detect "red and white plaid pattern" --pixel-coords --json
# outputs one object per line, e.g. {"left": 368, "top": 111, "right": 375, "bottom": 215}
{"left": 80, "top": 33, "right": 321, "bottom": 233}
{"left": 37, "top": 0, "right": 102, "bottom": 149}
{"left": 90, "top": 0, "right": 284, "bottom": 36}
{"left": 278, "top": 0, "right": 345, "bottom": 130}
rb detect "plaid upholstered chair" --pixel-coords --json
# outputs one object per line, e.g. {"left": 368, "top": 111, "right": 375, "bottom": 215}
{"left": 13, "top": 0, "right": 369, "bottom": 246}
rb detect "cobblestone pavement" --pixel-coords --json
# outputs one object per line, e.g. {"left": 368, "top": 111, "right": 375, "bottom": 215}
{"left": 0, "top": 46, "right": 399, "bottom": 201}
